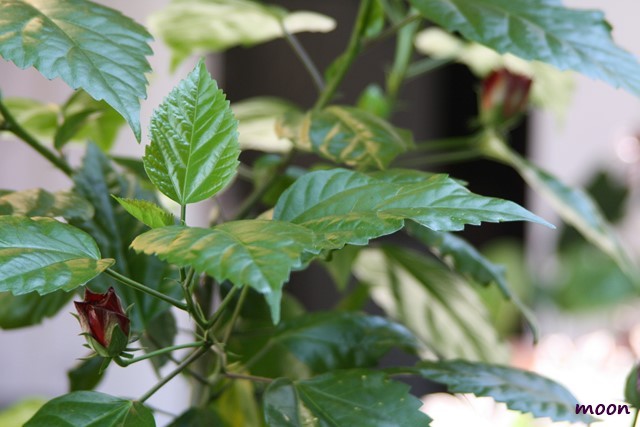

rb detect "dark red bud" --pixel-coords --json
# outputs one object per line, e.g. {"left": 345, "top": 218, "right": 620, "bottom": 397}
{"left": 74, "top": 287, "right": 130, "bottom": 352}
{"left": 480, "top": 69, "right": 532, "bottom": 127}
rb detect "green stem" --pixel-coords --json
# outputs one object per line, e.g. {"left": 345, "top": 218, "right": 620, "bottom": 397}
{"left": 632, "top": 407, "right": 639, "bottom": 427}
{"left": 412, "top": 136, "right": 477, "bottom": 152}
{"left": 234, "top": 149, "right": 295, "bottom": 220}
{"left": 182, "top": 269, "right": 208, "bottom": 330}
{"left": 314, "top": 0, "right": 373, "bottom": 109}
{"left": 224, "top": 372, "right": 273, "bottom": 383}
{"left": 364, "top": 13, "right": 422, "bottom": 49}
{"left": 280, "top": 21, "right": 325, "bottom": 92}
{"left": 222, "top": 286, "right": 249, "bottom": 345}
{"left": 0, "top": 97, "right": 73, "bottom": 176}
{"left": 105, "top": 268, "right": 188, "bottom": 311}
{"left": 117, "top": 341, "right": 206, "bottom": 366}
{"left": 395, "top": 149, "right": 481, "bottom": 167}
{"left": 405, "top": 57, "right": 453, "bottom": 81}
{"left": 139, "top": 346, "right": 209, "bottom": 403}
{"left": 179, "top": 204, "right": 187, "bottom": 282}
{"left": 206, "top": 286, "right": 239, "bottom": 329}
{"left": 385, "top": 13, "right": 421, "bottom": 115}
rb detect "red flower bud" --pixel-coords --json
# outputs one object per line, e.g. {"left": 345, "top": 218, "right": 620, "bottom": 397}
{"left": 480, "top": 69, "right": 532, "bottom": 128}
{"left": 74, "top": 287, "right": 130, "bottom": 357}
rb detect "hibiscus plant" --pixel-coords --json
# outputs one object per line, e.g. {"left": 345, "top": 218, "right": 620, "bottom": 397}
{"left": 0, "top": 0, "right": 638, "bottom": 426}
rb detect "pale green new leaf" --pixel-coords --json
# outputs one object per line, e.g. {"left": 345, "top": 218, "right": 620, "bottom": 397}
{"left": 354, "top": 247, "right": 508, "bottom": 362}
{"left": 0, "top": 399, "right": 45, "bottom": 427}
{"left": 149, "top": 0, "right": 336, "bottom": 69}
{"left": 287, "top": 106, "right": 413, "bottom": 170}
{"left": 57, "top": 90, "right": 126, "bottom": 152}
{"left": 0, "top": 98, "right": 58, "bottom": 141}
{"left": 409, "top": 0, "right": 640, "bottom": 96}
{"left": 268, "top": 370, "right": 431, "bottom": 426}
{"left": 0, "top": 189, "right": 94, "bottom": 220}
{"left": 274, "top": 168, "right": 551, "bottom": 250}
{"left": 0, "top": 216, "right": 113, "bottom": 295}
{"left": 417, "top": 360, "right": 593, "bottom": 423}
{"left": 233, "top": 97, "right": 299, "bottom": 153}
{"left": 0, "top": 0, "right": 153, "bottom": 140}
{"left": 144, "top": 59, "right": 240, "bottom": 205}
{"left": 130, "top": 220, "right": 316, "bottom": 322}
{"left": 112, "top": 196, "right": 174, "bottom": 229}
{"left": 24, "top": 391, "right": 155, "bottom": 427}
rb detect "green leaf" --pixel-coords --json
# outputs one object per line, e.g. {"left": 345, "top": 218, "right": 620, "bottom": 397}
{"left": 209, "top": 380, "right": 262, "bottom": 427}
{"left": 263, "top": 378, "right": 302, "bottom": 427}
{"left": 72, "top": 144, "right": 179, "bottom": 332}
{"left": 24, "top": 391, "right": 155, "bottom": 427}
{"left": 167, "top": 408, "right": 224, "bottom": 427}
{"left": 286, "top": 106, "right": 413, "bottom": 170}
{"left": 354, "top": 247, "right": 508, "bottom": 362}
{"left": 140, "top": 310, "right": 177, "bottom": 372}
{"left": 625, "top": 364, "right": 640, "bottom": 408}
{"left": 68, "top": 357, "right": 107, "bottom": 392}
{"left": 482, "top": 135, "right": 634, "bottom": 274}
{"left": 0, "top": 0, "right": 152, "bottom": 140}
{"left": 406, "top": 224, "right": 538, "bottom": 341}
{"left": 149, "top": 0, "right": 336, "bottom": 69}
{"left": 112, "top": 197, "right": 174, "bottom": 229}
{"left": 131, "top": 220, "right": 316, "bottom": 323}
{"left": 233, "top": 97, "right": 299, "bottom": 153}
{"left": 362, "top": 0, "right": 386, "bottom": 39}
{"left": 357, "top": 84, "right": 392, "bottom": 118}
{"left": 274, "top": 168, "right": 552, "bottom": 251}
{"left": 0, "top": 98, "right": 58, "bottom": 141}
{"left": 0, "top": 189, "right": 94, "bottom": 220}
{"left": 0, "top": 399, "right": 46, "bottom": 427}
{"left": 0, "top": 290, "right": 73, "bottom": 329}
{"left": 144, "top": 59, "right": 240, "bottom": 205}
{"left": 272, "top": 312, "right": 419, "bottom": 373}
{"left": 409, "top": 0, "right": 640, "bottom": 97}
{"left": 417, "top": 359, "right": 593, "bottom": 423}
{"left": 283, "top": 370, "right": 431, "bottom": 426}
{"left": 57, "top": 90, "right": 126, "bottom": 152}
{"left": 0, "top": 216, "right": 113, "bottom": 295}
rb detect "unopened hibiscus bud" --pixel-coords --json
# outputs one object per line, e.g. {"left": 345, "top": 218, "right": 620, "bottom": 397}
{"left": 74, "top": 287, "right": 130, "bottom": 358}
{"left": 480, "top": 69, "right": 532, "bottom": 128}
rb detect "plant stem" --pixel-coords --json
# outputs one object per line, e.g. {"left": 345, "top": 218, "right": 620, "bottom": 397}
{"left": 406, "top": 57, "right": 453, "bottom": 81}
{"left": 117, "top": 341, "right": 206, "bottom": 366}
{"left": 0, "top": 97, "right": 73, "bottom": 177}
{"left": 385, "top": 12, "right": 421, "bottom": 114}
{"left": 206, "top": 286, "right": 239, "bottom": 328}
{"left": 182, "top": 268, "right": 208, "bottom": 330}
{"left": 234, "top": 149, "right": 295, "bottom": 220}
{"left": 224, "top": 372, "right": 273, "bottom": 383}
{"left": 105, "top": 268, "right": 188, "bottom": 311}
{"left": 365, "top": 12, "right": 422, "bottom": 50}
{"left": 412, "top": 136, "right": 477, "bottom": 152}
{"left": 222, "top": 286, "right": 249, "bottom": 345}
{"left": 394, "top": 149, "right": 481, "bottom": 167}
{"left": 632, "top": 407, "right": 639, "bottom": 427}
{"left": 280, "top": 21, "right": 325, "bottom": 92}
{"left": 314, "top": 0, "right": 373, "bottom": 109}
{"left": 139, "top": 345, "right": 209, "bottom": 403}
